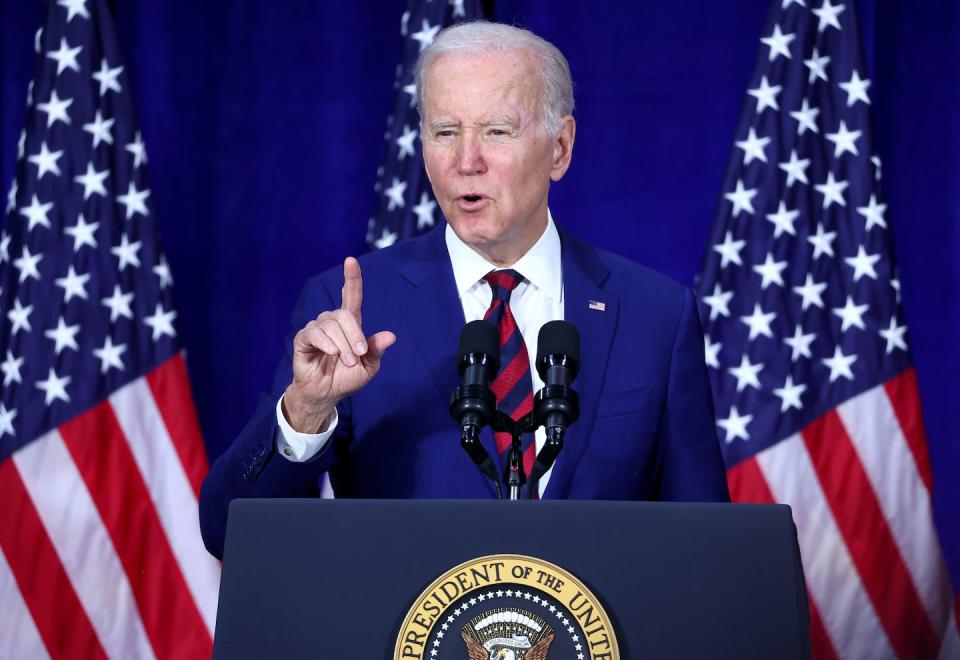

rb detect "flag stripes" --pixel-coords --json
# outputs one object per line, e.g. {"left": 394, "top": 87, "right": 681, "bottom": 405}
{"left": 0, "top": 358, "right": 216, "bottom": 659}
{"left": 0, "top": 548, "right": 51, "bottom": 660}
{"left": 60, "top": 396, "right": 213, "bottom": 660}
{"left": 110, "top": 376, "right": 219, "bottom": 634}
{"left": 883, "top": 368, "right": 933, "bottom": 492}
{"left": 145, "top": 354, "right": 209, "bottom": 498}
{"left": 735, "top": 371, "right": 953, "bottom": 658}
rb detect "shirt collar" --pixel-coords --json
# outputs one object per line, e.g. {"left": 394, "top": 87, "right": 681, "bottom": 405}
{"left": 445, "top": 210, "right": 563, "bottom": 302}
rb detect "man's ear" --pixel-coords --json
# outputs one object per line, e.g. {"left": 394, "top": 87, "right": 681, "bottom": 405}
{"left": 550, "top": 115, "right": 576, "bottom": 182}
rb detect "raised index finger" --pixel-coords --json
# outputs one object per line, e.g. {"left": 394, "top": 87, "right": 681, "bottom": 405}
{"left": 341, "top": 256, "right": 363, "bottom": 320}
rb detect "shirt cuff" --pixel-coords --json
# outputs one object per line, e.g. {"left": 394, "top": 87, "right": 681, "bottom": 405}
{"left": 275, "top": 395, "right": 338, "bottom": 462}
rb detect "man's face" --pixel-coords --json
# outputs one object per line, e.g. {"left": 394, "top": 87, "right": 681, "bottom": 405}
{"left": 421, "top": 49, "right": 574, "bottom": 265}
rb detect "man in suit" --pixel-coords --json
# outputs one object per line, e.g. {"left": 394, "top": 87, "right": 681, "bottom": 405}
{"left": 200, "top": 22, "right": 728, "bottom": 560}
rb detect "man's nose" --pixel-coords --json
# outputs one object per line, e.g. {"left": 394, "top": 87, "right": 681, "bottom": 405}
{"left": 456, "top": 132, "right": 486, "bottom": 175}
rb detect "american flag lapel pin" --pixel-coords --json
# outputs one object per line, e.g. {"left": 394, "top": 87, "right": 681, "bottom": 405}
{"left": 588, "top": 300, "right": 606, "bottom": 312}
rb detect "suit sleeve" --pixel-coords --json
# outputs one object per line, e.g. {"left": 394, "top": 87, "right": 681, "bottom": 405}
{"left": 657, "top": 287, "right": 730, "bottom": 502}
{"left": 198, "top": 275, "right": 351, "bottom": 560}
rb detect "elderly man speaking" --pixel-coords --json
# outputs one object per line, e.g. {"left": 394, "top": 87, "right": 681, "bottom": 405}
{"left": 199, "top": 22, "right": 729, "bottom": 560}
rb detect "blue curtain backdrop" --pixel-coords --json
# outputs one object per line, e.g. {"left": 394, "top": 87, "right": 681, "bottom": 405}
{"left": 2, "top": 1, "right": 957, "bottom": 585}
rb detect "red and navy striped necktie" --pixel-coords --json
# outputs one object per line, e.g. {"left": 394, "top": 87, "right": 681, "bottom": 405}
{"left": 483, "top": 270, "right": 538, "bottom": 491}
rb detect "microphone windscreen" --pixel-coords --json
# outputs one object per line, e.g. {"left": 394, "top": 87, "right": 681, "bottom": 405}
{"left": 537, "top": 320, "right": 580, "bottom": 363}
{"left": 459, "top": 319, "right": 500, "bottom": 360}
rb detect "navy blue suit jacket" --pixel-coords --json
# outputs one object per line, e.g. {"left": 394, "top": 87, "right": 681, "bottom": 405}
{"left": 200, "top": 224, "right": 729, "bottom": 558}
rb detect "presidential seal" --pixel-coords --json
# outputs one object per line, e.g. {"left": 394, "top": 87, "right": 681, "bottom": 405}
{"left": 395, "top": 554, "right": 619, "bottom": 660}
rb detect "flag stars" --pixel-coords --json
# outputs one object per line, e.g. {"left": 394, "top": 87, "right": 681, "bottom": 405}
{"left": 55, "top": 265, "right": 91, "bottom": 303}
{"left": 36, "top": 90, "right": 73, "bottom": 128}
{"left": 879, "top": 317, "right": 908, "bottom": 354}
{"left": 6, "top": 180, "right": 17, "bottom": 213}
{"left": 396, "top": 125, "right": 418, "bottom": 160}
{"left": 412, "top": 192, "right": 437, "bottom": 230}
{"left": 74, "top": 162, "right": 109, "bottom": 199}
{"left": 57, "top": 0, "right": 90, "bottom": 21}
{"left": 765, "top": 201, "right": 800, "bottom": 238}
{"left": 65, "top": 214, "right": 99, "bottom": 251}
{"left": 111, "top": 234, "right": 142, "bottom": 270}
{"left": 13, "top": 245, "right": 43, "bottom": 283}
{"left": 35, "top": 367, "right": 72, "bottom": 405}
{"left": 808, "top": 224, "right": 837, "bottom": 259}
{"left": 92, "top": 58, "right": 123, "bottom": 95}
{"left": 724, "top": 179, "right": 758, "bottom": 217}
{"left": 44, "top": 317, "right": 81, "bottom": 354}
{"left": 740, "top": 303, "right": 777, "bottom": 340}
{"left": 728, "top": 354, "right": 764, "bottom": 392}
{"left": 101, "top": 285, "right": 134, "bottom": 322}
{"left": 28, "top": 141, "right": 64, "bottom": 179}
{"left": 702, "top": 283, "right": 734, "bottom": 320}
{"left": 815, "top": 172, "right": 848, "bottom": 208}
{"left": 93, "top": 336, "right": 127, "bottom": 373}
{"left": 825, "top": 120, "right": 862, "bottom": 158}
{"left": 752, "top": 253, "right": 788, "bottom": 289}
{"left": 845, "top": 245, "right": 881, "bottom": 281}
{"left": 713, "top": 230, "right": 746, "bottom": 268}
{"left": 373, "top": 227, "right": 398, "bottom": 249}
{"left": 734, "top": 128, "right": 770, "bottom": 165}
{"left": 760, "top": 24, "right": 795, "bottom": 61}
{"left": 822, "top": 346, "right": 857, "bottom": 382}
{"left": 857, "top": 195, "right": 887, "bottom": 231}
{"left": 784, "top": 324, "right": 816, "bottom": 360}
{"left": 46, "top": 38, "right": 83, "bottom": 75}
{"left": 384, "top": 177, "right": 408, "bottom": 211}
{"left": 717, "top": 406, "right": 753, "bottom": 442}
{"left": 792, "top": 273, "right": 827, "bottom": 311}
{"left": 411, "top": 19, "right": 440, "bottom": 52}
{"left": 19, "top": 195, "right": 54, "bottom": 231}
{"left": 812, "top": 0, "right": 845, "bottom": 33}
{"left": 832, "top": 295, "right": 869, "bottom": 332}
{"left": 7, "top": 299, "right": 33, "bottom": 336}
{"left": 402, "top": 82, "right": 417, "bottom": 108}
{"left": 82, "top": 110, "right": 115, "bottom": 148}
{"left": 773, "top": 376, "right": 807, "bottom": 412}
{"left": 790, "top": 99, "right": 820, "bottom": 135}
{"left": 2, "top": 350, "right": 24, "bottom": 386}
{"left": 747, "top": 76, "right": 782, "bottom": 113}
{"left": 803, "top": 47, "right": 830, "bottom": 84}
{"left": 0, "top": 233, "right": 9, "bottom": 263}
{"left": 144, "top": 304, "right": 177, "bottom": 341}
{"left": 0, "top": 404, "right": 16, "bottom": 438}
{"left": 126, "top": 131, "right": 148, "bottom": 168}
{"left": 116, "top": 181, "right": 150, "bottom": 219}
{"left": 153, "top": 256, "right": 173, "bottom": 289}
{"left": 778, "top": 150, "right": 810, "bottom": 188}
{"left": 839, "top": 70, "right": 871, "bottom": 106}
{"left": 704, "top": 335, "right": 722, "bottom": 369}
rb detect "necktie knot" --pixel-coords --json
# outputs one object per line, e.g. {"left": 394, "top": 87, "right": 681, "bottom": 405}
{"left": 483, "top": 269, "right": 525, "bottom": 303}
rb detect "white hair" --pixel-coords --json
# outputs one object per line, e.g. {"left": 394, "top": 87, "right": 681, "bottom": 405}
{"left": 414, "top": 21, "right": 574, "bottom": 136}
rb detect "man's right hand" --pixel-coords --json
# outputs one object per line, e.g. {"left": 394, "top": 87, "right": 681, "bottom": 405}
{"left": 282, "top": 257, "right": 396, "bottom": 433}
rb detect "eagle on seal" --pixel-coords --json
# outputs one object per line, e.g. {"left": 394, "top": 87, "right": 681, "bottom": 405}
{"left": 461, "top": 629, "right": 555, "bottom": 660}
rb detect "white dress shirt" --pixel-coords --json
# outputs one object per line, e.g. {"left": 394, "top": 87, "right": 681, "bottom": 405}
{"left": 276, "top": 212, "right": 564, "bottom": 496}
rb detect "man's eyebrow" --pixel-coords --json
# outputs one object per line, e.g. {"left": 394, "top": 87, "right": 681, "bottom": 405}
{"left": 428, "top": 119, "right": 460, "bottom": 130}
{"left": 481, "top": 116, "right": 519, "bottom": 126}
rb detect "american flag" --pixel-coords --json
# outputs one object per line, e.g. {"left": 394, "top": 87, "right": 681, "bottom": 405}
{"left": 0, "top": 1, "right": 219, "bottom": 657}
{"left": 696, "top": 1, "right": 959, "bottom": 657}
{"left": 367, "top": 0, "right": 485, "bottom": 251}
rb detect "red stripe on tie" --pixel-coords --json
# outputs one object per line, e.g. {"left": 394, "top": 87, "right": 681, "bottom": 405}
{"left": 0, "top": 459, "right": 108, "bottom": 660}
{"left": 490, "top": 350, "right": 531, "bottom": 403}
{"left": 808, "top": 589, "right": 840, "bottom": 660}
{"left": 726, "top": 457, "right": 775, "bottom": 503}
{"left": 145, "top": 353, "right": 209, "bottom": 498}
{"left": 802, "top": 410, "right": 939, "bottom": 659}
{"left": 60, "top": 402, "right": 213, "bottom": 660}
{"left": 483, "top": 299, "right": 502, "bottom": 321}
{"left": 499, "top": 307, "right": 518, "bottom": 347}
{"left": 883, "top": 368, "right": 934, "bottom": 493}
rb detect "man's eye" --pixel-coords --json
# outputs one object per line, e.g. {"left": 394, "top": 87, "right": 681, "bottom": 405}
{"left": 435, "top": 130, "right": 455, "bottom": 138}
{"left": 488, "top": 129, "right": 508, "bottom": 137}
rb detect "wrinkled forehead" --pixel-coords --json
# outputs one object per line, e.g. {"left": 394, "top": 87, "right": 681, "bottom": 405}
{"left": 421, "top": 49, "right": 542, "bottom": 123}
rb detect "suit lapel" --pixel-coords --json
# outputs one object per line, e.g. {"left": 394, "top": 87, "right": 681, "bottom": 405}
{"left": 395, "top": 226, "right": 502, "bottom": 495}
{"left": 542, "top": 227, "right": 618, "bottom": 499}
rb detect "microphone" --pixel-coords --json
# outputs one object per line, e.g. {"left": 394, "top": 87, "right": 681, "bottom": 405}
{"left": 450, "top": 320, "right": 501, "bottom": 495}
{"left": 529, "top": 320, "right": 581, "bottom": 496}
